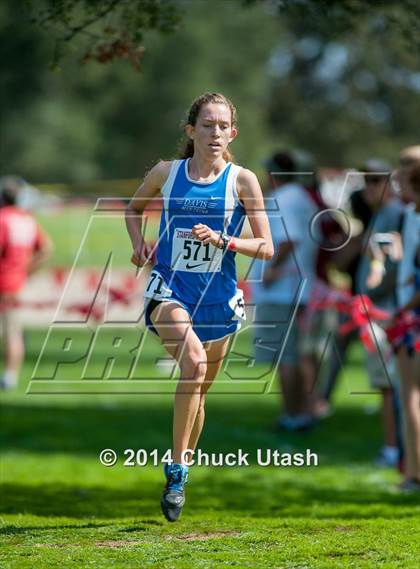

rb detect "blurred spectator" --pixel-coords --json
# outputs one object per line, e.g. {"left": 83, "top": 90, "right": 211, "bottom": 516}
{"left": 320, "top": 158, "right": 390, "bottom": 410}
{"left": 251, "top": 151, "right": 318, "bottom": 431}
{"left": 346, "top": 158, "right": 394, "bottom": 288}
{"left": 321, "top": 160, "right": 394, "bottom": 410}
{"left": 0, "top": 177, "right": 52, "bottom": 390}
{"left": 298, "top": 154, "right": 347, "bottom": 281}
{"left": 297, "top": 157, "right": 348, "bottom": 419}
{"left": 396, "top": 147, "right": 420, "bottom": 308}
{"left": 395, "top": 145, "right": 420, "bottom": 204}
{"left": 395, "top": 162, "right": 420, "bottom": 491}
{"left": 355, "top": 161, "right": 404, "bottom": 468}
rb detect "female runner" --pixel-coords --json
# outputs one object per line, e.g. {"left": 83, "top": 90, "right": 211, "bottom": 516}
{"left": 125, "top": 92, "right": 273, "bottom": 521}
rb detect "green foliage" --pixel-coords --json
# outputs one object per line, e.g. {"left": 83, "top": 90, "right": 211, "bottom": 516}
{"left": 267, "top": 0, "right": 420, "bottom": 53}
{"left": 1, "top": 0, "right": 419, "bottom": 184}
{"left": 2, "top": 0, "right": 280, "bottom": 183}
{"left": 266, "top": 14, "right": 420, "bottom": 167}
{"left": 27, "top": 0, "right": 182, "bottom": 68}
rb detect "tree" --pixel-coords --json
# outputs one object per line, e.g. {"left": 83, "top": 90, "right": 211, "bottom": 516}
{"left": 265, "top": 1, "right": 420, "bottom": 166}
{"left": 269, "top": 0, "right": 420, "bottom": 55}
{"left": 27, "top": 0, "right": 182, "bottom": 68}
{"left": 2, "top": 0, "right": 419, "bottom": 183}
{"left": 2, "top": 0, "right": 280, "bottom": 183}
{"left": 27, "top": 0, "right": 420, "bottom": 70}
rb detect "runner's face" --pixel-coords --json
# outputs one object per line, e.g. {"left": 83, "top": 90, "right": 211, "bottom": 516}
{"left": 187, "top": 103, "right": 237, "bottom": 159}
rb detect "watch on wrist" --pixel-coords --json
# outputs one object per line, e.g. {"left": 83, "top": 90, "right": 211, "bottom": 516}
{"left": 219, "top": 231, "right": 231, "bottom": 251}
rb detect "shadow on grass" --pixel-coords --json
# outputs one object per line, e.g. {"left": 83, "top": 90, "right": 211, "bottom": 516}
{"left": 3, "top": 397, "right": 417, "bottom": 526}
{"left": 1, "top": 400, "right": 383, "bottom": 464}
{"left": 1, "top": 475, "right": 418, "bottom": 524}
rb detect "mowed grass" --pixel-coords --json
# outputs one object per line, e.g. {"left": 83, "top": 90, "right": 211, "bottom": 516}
{"left": 1, "top": 328, "right": 420, "bottom": 568}
{"left": 36, "top": 205, "right": 152, "bottom": 270}
{"left": 2, "top": 205, "right": 419, "bottom": 566}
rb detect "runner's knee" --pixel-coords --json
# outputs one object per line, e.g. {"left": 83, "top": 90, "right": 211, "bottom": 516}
{"left": 180, "top": 345, "right": 207, "bottom": 382}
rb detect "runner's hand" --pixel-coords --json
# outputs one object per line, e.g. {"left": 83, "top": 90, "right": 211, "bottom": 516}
{"left": 131, "top": 241, "right": 152, "bottom": 267}
{"left": 192, "top": 224, "right": 221, "bottom": 247}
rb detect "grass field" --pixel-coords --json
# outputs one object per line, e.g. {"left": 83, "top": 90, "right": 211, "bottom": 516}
{"left": 1, "top": 206, "right": 419, "bottom": 567}
{"left": 1, "top": 327, "right": 420, "bottom": 568}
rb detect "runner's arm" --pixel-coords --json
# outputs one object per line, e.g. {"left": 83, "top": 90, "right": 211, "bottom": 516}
{"left": 125, "top": 161, "right": 171, "bottom": 266}
{"left": 232, "top": 168, "right": 274, "bottom": 260}
{"left": 192, "top": 169, "right": 273, "bottom": 260}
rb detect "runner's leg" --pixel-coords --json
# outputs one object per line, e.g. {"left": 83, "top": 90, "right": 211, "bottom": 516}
{"left": 150, "top": 301, "right": 207, "bottom": 464}
{"left": 187, "top": 336, "right": 230, "bottom": 456}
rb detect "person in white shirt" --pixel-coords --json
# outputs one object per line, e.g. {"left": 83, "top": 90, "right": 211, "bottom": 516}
{"left": 251, "top": 152, "right": 318, "bottom": 431}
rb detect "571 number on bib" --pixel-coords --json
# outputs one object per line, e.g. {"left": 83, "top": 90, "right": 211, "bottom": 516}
{"left": 171, "top": 228, "right": 222, "bottom": 273}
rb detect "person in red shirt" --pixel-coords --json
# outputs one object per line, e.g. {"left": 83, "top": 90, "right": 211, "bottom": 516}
{"left": 0, "top": 177, "right": 52, "bottom": 389}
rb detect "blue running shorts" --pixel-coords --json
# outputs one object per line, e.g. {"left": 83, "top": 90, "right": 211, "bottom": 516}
{"left": 144, "top": 271, "right": 245, "bottom": 343}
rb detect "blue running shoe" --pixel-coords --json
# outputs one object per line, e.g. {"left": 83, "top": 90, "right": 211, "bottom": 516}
{"left": 161, "top": 463, "right": 189, "bottom": 522}
{"left": 163, "top": 462, "right": 171, "bottom": 479}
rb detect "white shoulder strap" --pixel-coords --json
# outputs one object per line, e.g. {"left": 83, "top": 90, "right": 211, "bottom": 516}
{"left": 224, "top": 163, "right": 242, "bottom": 229}
{"left": 161, "top": 160, "right": 182, "bottom": 227}
{"left": 161, "top": 160, "right": 182, "bottom": 198}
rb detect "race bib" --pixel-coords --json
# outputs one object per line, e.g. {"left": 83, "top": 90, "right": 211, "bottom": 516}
{"left": 171, "top": 228, "right": 222, "bottom": 273}
{"left": 144, "top": 270, "right": 173, "bottom": 300}
{"left": 228, "top": 289, "right": 246, "bottom": 321}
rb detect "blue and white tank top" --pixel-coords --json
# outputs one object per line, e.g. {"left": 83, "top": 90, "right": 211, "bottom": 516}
{"left": 151, "top": 158, "right": 245, "bottom": 305}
